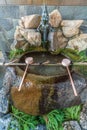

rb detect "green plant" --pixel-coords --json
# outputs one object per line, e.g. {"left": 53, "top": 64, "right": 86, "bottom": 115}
{"left": 8, "top": 105, "right": 82, "bottom": 130}
{"left": 8, "top": 106, "right": 45, "bottom": 130}
{"left": 44, "top": 110, "right": 64, "bottom": 130}
{"left": 63, "top": 105, "right": 82, "bottom": 121}
{"left": 78, "top": 49, "right": 87, "bottom": 62}
{"left": 9, "top": 49, "right": 24, "bottom": 59}
{"left": 51, "top": 48, "right": 87, "bottom": 62}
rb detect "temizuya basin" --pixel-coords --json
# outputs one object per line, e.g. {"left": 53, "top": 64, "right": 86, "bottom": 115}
{"left": 11, "top": 51, "right": 82, "bottom": 116}
{"left": 18, "top": 51, "right": 68, "bottom": 76}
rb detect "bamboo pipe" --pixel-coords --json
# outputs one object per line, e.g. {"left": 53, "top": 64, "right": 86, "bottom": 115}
{"left": 0, "top": 61, "right": 87, "bottom": 66}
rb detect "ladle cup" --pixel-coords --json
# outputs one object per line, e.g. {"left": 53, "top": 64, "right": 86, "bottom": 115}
{"left": 62, "top": 58, "right": 78, "bottom": 96}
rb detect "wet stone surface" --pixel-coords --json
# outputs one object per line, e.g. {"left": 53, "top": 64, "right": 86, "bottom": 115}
{"left": 0, "top": 65, "right": 87, "bottom": 129}
{"left": 11, "top": 72, "right": 87, "bottom": 116}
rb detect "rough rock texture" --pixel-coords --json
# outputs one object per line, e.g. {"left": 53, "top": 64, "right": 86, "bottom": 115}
{"left": 13, "top": 27, "right": 41, "bottom": 49}
{"left": 11, "top": 39, "right": 28, "bottom": 51}
{"left": 0, "top": 67, "right": 16, "bottom": 114}
{"left": 48, "top": 29, "right": 68, "bottom": 50}
{"left": 63, "top": 121, "right": 81, "bottom": 130}
{"left": 80, "top": 103, "right": 87, "bottom": 130}
{"left": 0, "top": 89, "right": 9, "bottom": 114}
{"left": 11, "top": 71, "right": 86, "bottom": 116}
{"left": 20, "top": 15, "right": 41, "bottom": 29}
{"left": 14, "top": 26, "right": 23, "bottom": 40}
{"left": 0, "top": 51, "right": 4, "bottom": 62}
{"left": 81, "top": 89, "right": 87, "bottom": 103}
{"left": 3, "top": 67, "right": 16, "bottom": 94}
{"left": 61, "top": 20, "right": 83, "bottom": 38}
{"left": 67, "top": 34, "right": 87, "bottom": 52}
{"left": 49, "top": 9, "right": 62, "bottom": 28}
{"left": 0, "top": 114, "right": 11, "bottom": 130}
{"left": 61, "top": 20, "right": 83, "bottom": 27}
{"left": 19, "top": 28, "right": 41, "bottom": 46}
{"left": 62, "top": 27, "right": 79, "bottom": 38}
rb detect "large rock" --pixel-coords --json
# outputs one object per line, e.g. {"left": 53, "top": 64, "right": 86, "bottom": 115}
{"left": 11, "top": 39, "right": 28, "bottom": 51}
{"left": 62, "top": 27, "right": 79, "bottom": 38}
{"left": 61, "top": 20, "right": 83, "bottom": 27}
{"left": 80, "top": 103, "right": 87, "bottom": 130}
{"left": 20, "top": 29, "right": 41, "bottom": 46}
{"left": 3, "top": 67, "right": 16, "bottom": 94}
{"left": 20, "top": 15, "right": 41, "bottom": 29}
{"left": 11, "top": 68, "right": 86, "bottom": 116}
{"left": 67, "top": 34, "right": 87, "bottom": 52}
{"left": 48, "top": 29, "right": 68, "bottom": 50}
{"left": 0, "top": 114, "right": 11, "bottom": 130}
{"left": 14, "top": 26, "right": 23, "bottom": 40}
{"left": 49, "top": 9, "right": 62, "bottom": 28}
{"left": 61, "top": 20, "right": 83, "bottom": 37}
{"left": 0, "top": 51, "right": 4, "bottom": 62}
{"left": 0, "top": 89, "right": 9, "bottom": 114}
{"left": 63, "top": 121, "right": 81, "bottom": 130}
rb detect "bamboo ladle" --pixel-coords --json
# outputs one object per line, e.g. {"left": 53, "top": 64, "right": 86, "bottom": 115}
{"left": 18, "top": 57, "right": 33, "bottom": 91}
{"left": 62, "top": 58, "right": 78, "bottom": 96}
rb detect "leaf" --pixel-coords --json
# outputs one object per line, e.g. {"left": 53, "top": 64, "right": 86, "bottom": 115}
{"left": 23, "top": 124, "right": 29, "bottom": 130}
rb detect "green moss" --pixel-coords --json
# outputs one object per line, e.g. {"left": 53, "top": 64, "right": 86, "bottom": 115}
{"left": 9, "top": 46, "right": 46, "bottom": 60}
{"left": 9, "top": 49, "right": 25, "bottom": 59}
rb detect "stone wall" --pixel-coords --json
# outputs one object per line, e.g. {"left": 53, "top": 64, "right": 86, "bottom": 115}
{"left": 0, "top": 6, "right": 87, "bottom": 54}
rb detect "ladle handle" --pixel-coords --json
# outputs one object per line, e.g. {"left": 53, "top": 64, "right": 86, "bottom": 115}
{"left": 18, "top": 64, "right": 29, "bottom": 91}
{"left": 66, "top": 66, "right": 78, "bottom": 96}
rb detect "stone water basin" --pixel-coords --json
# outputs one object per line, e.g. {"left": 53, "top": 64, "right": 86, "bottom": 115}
{"left": 11, "top": 51, "right": 85, "bottom": 116}
{"left": 18, "top": 51, "right": 68, "bottom": 76}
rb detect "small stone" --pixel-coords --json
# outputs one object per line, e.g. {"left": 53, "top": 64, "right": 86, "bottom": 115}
{"left": 63, "top": 121, "right": 81, "bottom": 130}
{"left": 67, "top": 34, "right": 87, "bottom": 52}
{"left": 61, "top": 20, "right": 83, "bottom": 38}
{"left": 49, "top": 9, "right": 62, "bottom": 28}
{"left": 21, "top": 14, "right": 41, "bottom": 29}
{"left": 48, "top": 29, "right": 68, "bottom": 50}
{"left": 80, "top": 103, "right": 87, "bottom": 130}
